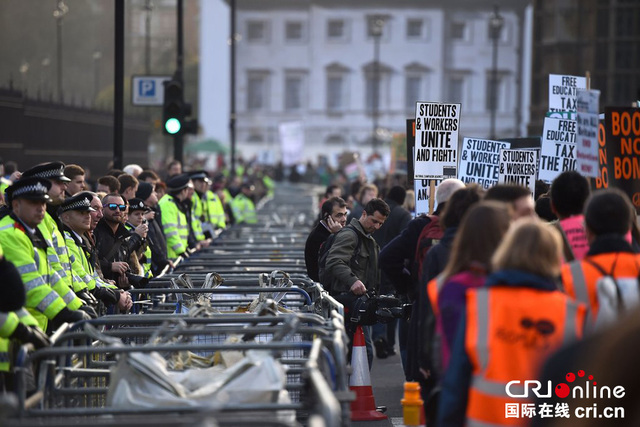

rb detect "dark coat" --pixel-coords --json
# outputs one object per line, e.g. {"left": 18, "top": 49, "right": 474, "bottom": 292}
{"left": 304, "top": 221, "right": 331, "bottom": 282}
{"left": 325, "top": 218, "right": 380, "bottom": 294}
{"left": 93, "top": 219, "right": 143, "bottom": 281}
{"left": 146, "top": 206, "right": 170, "bottom": 276}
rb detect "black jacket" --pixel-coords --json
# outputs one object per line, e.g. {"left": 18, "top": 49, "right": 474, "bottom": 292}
{"left": 93, "top": 219, "right": 143, "bottom": 281}
{"left": 146, "top": 206, "right": 170, "bottom": 275}
{"left": 304, "top": 221, "right": 332, "bottom": 282}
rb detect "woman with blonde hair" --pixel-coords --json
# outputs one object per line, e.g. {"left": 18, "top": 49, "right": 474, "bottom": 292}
{"left": 438, "top": 218, "right": 587, "bottom": 427}
{"left": 430, "top": 201, "right": 512, "bottom": 373}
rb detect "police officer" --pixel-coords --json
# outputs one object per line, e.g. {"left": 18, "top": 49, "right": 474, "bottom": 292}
{"left": 157, "top": 174, "right": 191, "bottom": 259}
{"left": 231, "top": 182, "right": 257, "bottom": 225}
{"left": 190, "top": 170, "right": 226, "bottom": 236}
{"left": 21, "top": 162, "right": 89, "bottom": 315}
{"left": 59, "top": 192, "right": 131, "bottom": 312}
{"left": 0, "top": 177, "right": 91, "bottom": 334}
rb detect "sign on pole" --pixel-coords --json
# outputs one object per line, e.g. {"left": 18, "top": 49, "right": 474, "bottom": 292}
{"left": 539, "top": 117, "right": 577, "bottom": 182}
{"left": 603, "top": 107, "right": 640, "bottom": 211}
{"left": 548, "top": 74, "right": 587, "bottom": 112}
{"left": 131, "top": 75, "right": 171, "bottom": 106}
{"left": 414, "top": 102, "right": 460, "bottom": 179}
{"left": 575, "top": 89, "right": 600, "bottom": 178}
{"left": 498, "top": 149, "right": 538, "bottom": 194}
{"left": 458, "top": 138, "right": 510, "bottom": 189}
{"left": 414, "top": 178, "right": 442, "bottom": 215}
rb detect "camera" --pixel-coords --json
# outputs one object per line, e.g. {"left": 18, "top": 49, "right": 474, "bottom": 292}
{"left": 349, "top": 292, "right": 411, "bottom": 325}
{"left": 126, "top": 272, "right": 149, "bottom": 288}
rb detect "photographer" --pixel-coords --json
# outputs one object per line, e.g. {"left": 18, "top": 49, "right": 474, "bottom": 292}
{"left": 93, "top": 193, "right": 146, "bottom": 289}
{"left": 125, "top": 198, "right": 153, "bottom": 280}
{"left": 325, "top": 198, "right": 390, "bottom": 369}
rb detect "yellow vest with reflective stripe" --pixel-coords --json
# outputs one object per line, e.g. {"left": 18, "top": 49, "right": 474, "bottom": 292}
{"left": 0, "top": 216, "right": 67, "bottom": 332}
{"left": 158, "top": 194, "right": 189, "bottom": 259}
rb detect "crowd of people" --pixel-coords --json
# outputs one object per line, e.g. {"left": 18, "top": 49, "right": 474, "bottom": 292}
{"left": 305, "top": 172, "right": 640, "bottom": 426}
{"left": 0, "top": 158, "right": 272, "bottom": 390}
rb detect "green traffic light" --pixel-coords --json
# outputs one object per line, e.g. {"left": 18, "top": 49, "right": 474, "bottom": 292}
{"left": 165, "top": 118, "right": 182, "bottom": 134}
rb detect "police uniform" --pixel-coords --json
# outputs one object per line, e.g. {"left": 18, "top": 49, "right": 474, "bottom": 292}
{"left": 125, "top": 198, "right": 153, "bottom": 279}
{"left": 21, "top": 162, "right": 83, "bottom": 311}
{"left": 158, "top": 174, "right": 190, "bottom": 259}
{"left": 0, "top": 177, "right": 88, "bottom": 334}
{"left": 230, "top": 184, "right": 257, "bottom": 224}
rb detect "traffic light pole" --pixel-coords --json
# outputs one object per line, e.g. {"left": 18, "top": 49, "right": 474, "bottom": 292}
{"left": 173, "top": 0, "right": 184, "bottom": 164}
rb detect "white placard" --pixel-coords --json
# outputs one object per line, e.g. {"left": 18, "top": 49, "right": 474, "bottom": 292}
{"left": 279, "top": 121, "right": 304, "bottom": 167}
{"left": 414, "top": 179, "right": 442, "bottom": 215}
{"left": 539, "top": 117, "right": 577, "bottom": 182}
{"left": 575, "top": 89, "right": 601, "bottom": 178}
{"left": 414, "top": 102, "right": 460, "bottom": 179}
{"left": 498, "top": 149, "right": 538, "bottom": 194}
{"left": 458, "top": 138, "right": 510, "bottom": 189}
{"left": 548, "top": 74, "right": 587, "bottom": 112}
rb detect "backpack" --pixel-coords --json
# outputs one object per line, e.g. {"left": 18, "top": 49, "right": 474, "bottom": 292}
{"left": 585, "top": 258, "right": 640, "bottom": 330}
{"left": 317, "top": 224, "right": 361, "bottom": 293}
{"left": 411, "top": 216, "right": 443, "bottom": 294}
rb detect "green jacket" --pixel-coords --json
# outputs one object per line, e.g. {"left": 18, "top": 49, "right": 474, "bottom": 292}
{"left": 0, "top": 215, "right": 68, "bottom": 332}
{"left": 158, "top": 194, "right": 189, "bottom": 259}
{"left": 325, "top": 218, "right": 380, "bottom": 294}
{"left": 231, "top": 193, "right": 257, "bottom": 224}
{"left": 39, "top": 212, "right": 83, "bottom": 310}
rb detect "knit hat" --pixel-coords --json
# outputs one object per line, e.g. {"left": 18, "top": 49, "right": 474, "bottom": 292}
{"left": 136, "top": 181, "right": 153, "bottom": 201}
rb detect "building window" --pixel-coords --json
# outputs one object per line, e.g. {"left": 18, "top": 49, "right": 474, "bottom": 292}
{"left": 405, "top": 76, "right": 422, "bottom": 111}
{"left": 407, "top": 19, "right": 423, "bottom": 38}
{"left": 450, "top": 21, "right": 466, "bottom": 40}
{"left": 326, "top": 134, "right": 346, "bottom": 145}
{"left": 327, "top": 76, "right": 345, "bottom": 112}
{"left": 285, "top": 73, "right": 306, "bottom": 111}
{"left": 247, "top": 134, "right": 263, "bottom": 144}
{"left": 285, "top": 21, "right": 304, "bottom": 42}
{"left": 327, "top": 19, "right": 347, "bottom": 40}
{"left": 247, "top": 72, "right": 269, "bottom": 111}
{"left": 246, "top": 20, "right": 267, "bottom": 42}
{"left": 447, "top": 76, "right": 464, "bottom": 104}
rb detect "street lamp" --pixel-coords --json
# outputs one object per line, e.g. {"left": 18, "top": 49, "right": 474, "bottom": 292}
{"left": 488, "top": 5, "right": 504, "bottom": 140}
{"left": 487, "top": 5, "right": 504, "bottom": 139}
{"left": 93, "top": 51, "right": 102, "bottom": 103}
{"left": 53, "top": 1, "right": 69, "bottom": 103}
{"left": 144, "top": 0, "right": 154, "bottom": 75}
{"left": 370, "top": 15, "right": 385, "bottom": 155}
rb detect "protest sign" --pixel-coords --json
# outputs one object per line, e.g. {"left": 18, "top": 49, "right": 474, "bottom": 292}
{"left": 604, "top": 107, "right": 640, "bottom": 211}
{"left": 539, "top": 117, "right": 576, "bottom": 182}
{"left": 575, "top": 89, "right": 600, "bottom": 178}
{"left": 548, "top": 74, "right": 587, "bottom": 112}
{"left": 414, "top": 179, "right": 442, "bottom": 215}
{"left": 414, "top": 102, "right": 460, "bottom": 179}
{"left": 458, "top": 138, "right": 510, "bottom": 189}
{"left": 498, "top": 149, "right": 538, "bottom": 194}
{"left": 279, "top": 121, "right": 304, "bottom": 167}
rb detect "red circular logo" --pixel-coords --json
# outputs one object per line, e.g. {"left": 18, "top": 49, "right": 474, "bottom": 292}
{"left": 555, "top": 383, "right": 570, "bottom": 398}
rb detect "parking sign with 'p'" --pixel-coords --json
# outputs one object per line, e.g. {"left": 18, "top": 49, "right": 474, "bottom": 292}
{"left": 132, "top": 75, "right": 170, "bottom": 106}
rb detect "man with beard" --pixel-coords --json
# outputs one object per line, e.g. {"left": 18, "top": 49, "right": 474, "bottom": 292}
{"left": 304, "top": 196, "right": 347, "bottom": 282}
{"left": 0, "top": 177, "right": 90, "bottom": 333}
{"left": 21, "top": 162, "right": 90, "bottom": 316}
{"left": 59, "top": 192, "right": 132, "bottom": 313}
{"left": 93, "top": 193, "right": 146, "bottom": 289}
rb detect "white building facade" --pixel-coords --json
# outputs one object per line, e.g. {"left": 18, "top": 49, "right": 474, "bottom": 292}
{"left": 216, "top": 0, "right": 531, "bottom": 166}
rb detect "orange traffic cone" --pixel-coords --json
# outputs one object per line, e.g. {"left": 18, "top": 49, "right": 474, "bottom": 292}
{"left": 349, "top": 325, "right": 388, "bottom": 421}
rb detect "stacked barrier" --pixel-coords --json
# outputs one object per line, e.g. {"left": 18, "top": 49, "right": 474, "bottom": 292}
{"left": 6, "top": 183, "right": 354, "bottom": 427}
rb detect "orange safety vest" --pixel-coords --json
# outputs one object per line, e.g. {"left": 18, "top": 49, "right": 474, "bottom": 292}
{"left": 426, "top": 274, "right": 445, "bottom": 317}
{"left": 465, "top": 286, "right": 585, "bottom": 426}
{"left": 561, "top": 252, "right": 640, "bottom": 326}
